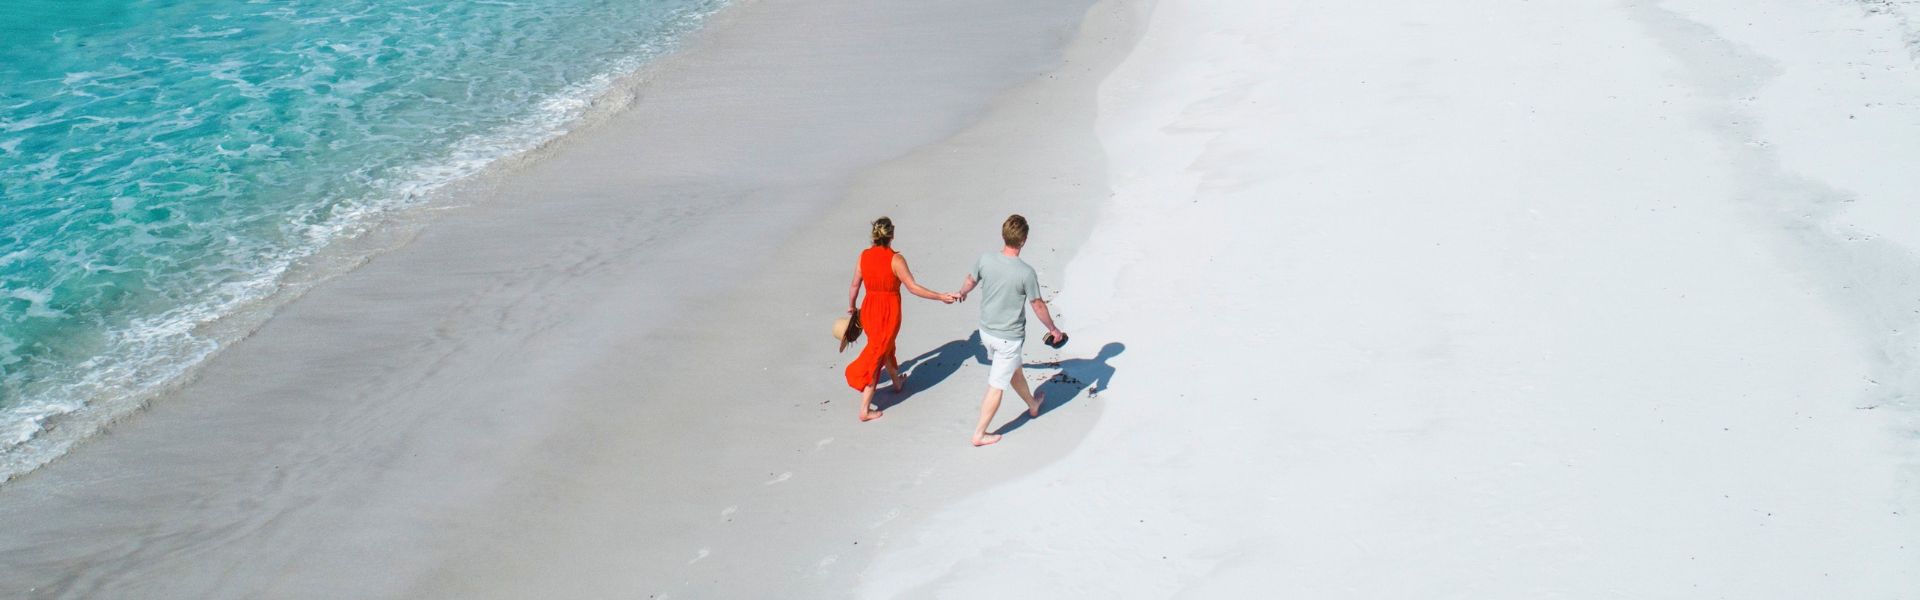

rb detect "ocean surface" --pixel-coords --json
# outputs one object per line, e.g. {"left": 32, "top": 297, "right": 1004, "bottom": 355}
{"left": 0, "top": 0, "right": 724, "bottom": 481}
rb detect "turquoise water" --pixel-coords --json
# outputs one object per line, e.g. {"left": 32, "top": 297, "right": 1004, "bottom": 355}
{"left": 0, "top": 0, "right": 723, "bottom": 479}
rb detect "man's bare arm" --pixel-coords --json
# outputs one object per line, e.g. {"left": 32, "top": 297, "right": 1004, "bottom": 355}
{"left": 1030, "top": 298, "right": 1063, "bottom": 339}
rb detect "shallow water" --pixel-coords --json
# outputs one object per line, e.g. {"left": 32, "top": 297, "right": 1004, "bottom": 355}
{"left": 0, "top": 0, "right": 724, "bottom": 480}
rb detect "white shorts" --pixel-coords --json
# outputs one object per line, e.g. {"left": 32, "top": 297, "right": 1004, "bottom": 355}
{"left": 980, "top": 329, "right": 1025, "bottom": 390}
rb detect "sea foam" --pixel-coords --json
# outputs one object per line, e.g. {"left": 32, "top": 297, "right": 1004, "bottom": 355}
{"left": 0, "top": 0, "right": 728, "bottom": 482}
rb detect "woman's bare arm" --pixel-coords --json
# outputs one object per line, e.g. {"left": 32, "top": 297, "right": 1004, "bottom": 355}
{"left": 893, "top": 255, "right": 955, "bottom": 303}
{"left": 848, "top": 266, "right": 862, "bottom": 313}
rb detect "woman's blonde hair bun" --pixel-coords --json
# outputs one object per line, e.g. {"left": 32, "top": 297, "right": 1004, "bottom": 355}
{"left": 871, "top": 216, "right": 895, "bottom": 246}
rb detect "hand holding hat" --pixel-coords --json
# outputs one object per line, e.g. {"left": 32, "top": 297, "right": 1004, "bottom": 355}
{"left": 833, "top": 309, "right": 863, "bottom": 352}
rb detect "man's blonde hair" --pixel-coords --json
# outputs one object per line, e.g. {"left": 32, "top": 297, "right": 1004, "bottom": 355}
{"left": 1001, "top": 214, "right": 1029, "bottom": 248}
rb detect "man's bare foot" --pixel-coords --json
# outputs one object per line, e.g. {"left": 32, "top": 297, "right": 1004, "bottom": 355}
{"left": 972, "top": 434, "right": 1001, "bottom": 447}
{"left": 860, "top": 410, "right": 884, "bottom": 422}
{"left": 1025, "top": 392, "right": 1045, "bottom": 417}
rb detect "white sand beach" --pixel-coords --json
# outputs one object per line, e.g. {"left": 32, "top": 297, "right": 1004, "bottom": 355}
{"left": 2, "top": 0, "right": 1917, "bottom": 597}
{"left": 866, "top": 0, "right": 1920, "bottom": 595}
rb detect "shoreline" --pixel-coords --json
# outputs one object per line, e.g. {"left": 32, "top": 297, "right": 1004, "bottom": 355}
{"left": 0, "top": 0, "right": 1129, "bottom": 596}
{"left": 0, "top": 0, "right": 731, "bottom": 485}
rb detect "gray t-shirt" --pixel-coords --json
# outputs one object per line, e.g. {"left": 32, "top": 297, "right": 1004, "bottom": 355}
{"left": 970, "top": 253, "right": 1042, "bottom": 341}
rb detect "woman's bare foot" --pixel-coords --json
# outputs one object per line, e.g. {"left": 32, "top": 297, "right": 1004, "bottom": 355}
{"left": 892, "top": 378, "right": 907, "bottom": 395}
{"left": 858, "top": 388, "right": 881, "bottom": 421}
{"left": 972, "top": 433, "right": 1001, "bottom": 447}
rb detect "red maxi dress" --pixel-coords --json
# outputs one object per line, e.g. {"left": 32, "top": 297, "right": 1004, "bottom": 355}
{"left": 845, "top": 245, "right": 901, "bottom": 391}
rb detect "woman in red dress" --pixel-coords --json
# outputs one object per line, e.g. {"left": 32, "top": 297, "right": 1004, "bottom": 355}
{"left": 846, "top": 217, "right": 956, "bottom": 421}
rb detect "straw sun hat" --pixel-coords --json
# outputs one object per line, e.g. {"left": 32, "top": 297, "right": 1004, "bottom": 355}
{"left": 833, "top": 310, "right": 863, "bottom": 352}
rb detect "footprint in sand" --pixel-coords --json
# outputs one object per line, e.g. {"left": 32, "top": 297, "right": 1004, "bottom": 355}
{"left": 815, "top": 554, "right": 839, "bottom": 574}
{"left": 689, "top": 548, "right": 710, "bottom": 564}
{"left": 720, "top": 506, "right": 738, "bottom": 521}
{"left": 815, "top": 437, "right": 835, "bottom": 450}
{"left": 764, "top": 472, "right": 792, "bottom": 485}
{"left": 870, "top": 507, "right": 901, "bottom": 528}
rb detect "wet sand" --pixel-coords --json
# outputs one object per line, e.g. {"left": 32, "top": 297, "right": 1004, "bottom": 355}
{"left": 0, "top": 0, "right": 1134, "bottom": 596}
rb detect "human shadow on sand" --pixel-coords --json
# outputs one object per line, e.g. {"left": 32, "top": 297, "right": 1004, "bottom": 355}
{"left": 992, "top": 341, "right": 1125, "bottom": 436}
{"left": 872, "top": 331, "right": 993, "bottom": 412}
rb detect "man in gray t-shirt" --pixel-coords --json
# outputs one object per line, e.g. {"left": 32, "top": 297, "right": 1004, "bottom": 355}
{"left": 969, "top": 253, "right": 1042, "bottom": 341}
{"left": 955, "top": 214, "right": 1065, "bottom": 447}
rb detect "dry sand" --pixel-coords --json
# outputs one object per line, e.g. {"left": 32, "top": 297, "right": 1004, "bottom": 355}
{"left": 865, "top": 0, "right": 1920, "bottom": 596}
{"left": 2, "top": 0, "right": 1918, "bottom": 597}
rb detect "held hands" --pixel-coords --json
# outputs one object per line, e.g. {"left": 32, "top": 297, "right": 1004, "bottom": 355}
{"left": 939, "top": 292, "right": 959, "bottom": 304}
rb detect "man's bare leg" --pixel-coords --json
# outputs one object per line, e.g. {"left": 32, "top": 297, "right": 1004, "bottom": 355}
{"left": 859, "top": 385, "right": 883, "bottom": 422}
{"left": 1010, "top": 366, "right": 1043, "bottom": 417}
{"left": 973, "top": 387, "right": 1003, "bottom": 446}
